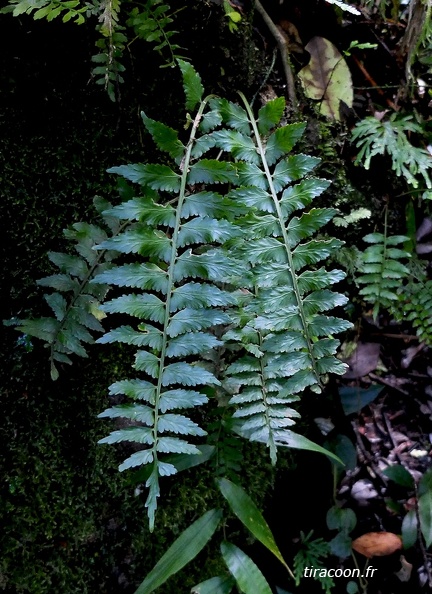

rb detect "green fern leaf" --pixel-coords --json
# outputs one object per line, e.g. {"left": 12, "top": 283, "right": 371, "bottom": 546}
{"left": 109, "top": 379, "right": 157, "bottom": 402}
{"left": 94, "top": 263, "right": 169, "bottom": 292}
{"left": 188, "top": 160, "right": 238, "bottom": 185}
{"left": 236, "top": 162, "right": 268, "bottom": 190}
{"left": 222, "top": 93, "right": 350, "bottom": 463}
{"left": 178, "top": 218, "right": 242, "bottom": 247}
{"left": 228, "top": 187, "right": 274, "bottom": 212}
{"left": 265, "top": 123, "right": 306, "bottom": 166}
{"left": 211, "top": 98, "right": 251, "bottom": 135}
{"left": 166, "top": 332, "right": 222, "bottom": 357}
{"left": 257, "top": 96, "right": 286, "bottom": 135}
{"left": 141, "top": 111, "right": 185, "bottom": 162}
{"left": 211, "top": 129, "right": 260, "bottom": 164}
{"left": 12, "top": 197, "right": 121, "bottom": 378}
{"left": 167, "top": 308, "right": 231, "bottom": 336}
{"left": 98, "top": 324, "right": 163, "bottom": 349}
{"left": 108, "top": 164, "right": 181, "bottom": 192}
{"left": 177, "top": 59, "right": 204, "bottom": 111}
{"left": 170, "top": 283, "right": 237, "bottom": 310}
{"left": 105, "top": 196, "right": 176, "bottom": 227}
{"left": 357, "top": 231, "right": 411, "bottom": 318}
{"left": 101, "top": 293, "right": 165, "bottom": 322}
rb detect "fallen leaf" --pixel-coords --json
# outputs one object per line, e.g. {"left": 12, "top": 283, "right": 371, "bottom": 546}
{"left": 343, "top": 342, "right": 380, "bottom": 379}
{"left": 298, "top": 37, "right": 353, "bottom": 121}
{"left": 351, "top": 479, "right": 378, "bottom": 503}
{"left": 395, "top": 555, "right": 413, "bottom": 582}
{"left": 352, "top": 532, "right": 402, "bottom": 558}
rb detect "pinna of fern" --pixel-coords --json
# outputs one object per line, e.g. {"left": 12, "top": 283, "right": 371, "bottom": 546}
{"left": 93, "top": 60, "right": 247, "bottom": 530}
{"left": 210, "top": 93, "right": 352, "bottom": 464}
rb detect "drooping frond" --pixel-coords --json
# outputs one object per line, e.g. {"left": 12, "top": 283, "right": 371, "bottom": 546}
{"left": 211, "top": 94, "right": 352, "bottom": 464}
{"left": 13, "top": 197, "right": 123, "bottom": 380}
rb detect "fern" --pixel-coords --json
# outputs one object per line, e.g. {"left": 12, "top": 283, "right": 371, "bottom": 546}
{"left": 12, "top": 197, "right": 123, "bottom": 380}
{"left": 95, "top": 60, "right": 246, "bottom": 530}
{"left": 1, "top": 0, "right": 87, "bottom": 24}
{"left": 126, "top": 0, "right": 185, "bottom": 68}
{"left": 214, "top": 94, "right": 351, "bottom": 464}
{"left": 92, "top": 0, "right": 126, "bottom": 102}
{"left": 357, "top": 230, "right": 411, "bottom": 319}
{"left": 392, "top": 263, "right": 432, "bottom": 346}
{"left": 293, "top": 531, "right": 334, "bottom": 594}
{"left": 352, "top": 114, "right": 432, "bottom": 195}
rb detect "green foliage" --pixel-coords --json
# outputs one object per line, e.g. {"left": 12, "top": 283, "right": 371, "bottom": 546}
{"left": 135, "top": 509, "right": 222, "bottom": 594}
{"left": 126, "top": 0, "right": 185, "bottom": 67}
{"left": 221, "top": 92, "right": 351, "bottom": 464}
{"left": 2, "top": 0, "right": 184, "bottom": 101}
{"left": 352, "top": 114, "right": 432, "bottom": 198}
{"left": 220, "top": 541, "right": 273, "bottom": 594}
{"left": 15, "top": 62, "right": 351, "bottom": 532}
{"left": 293, "top": 531, "right": 334, "bottom": 594}
{"left": 95, "top": 65, "right": 245, "bottom": 531}
{"left": 11, "top": 197, "right": 123, "bottom": 380}
{"left": 1, "top": 0, "right": 87, "bottom": 24}
{"left": 357, "top": 230, "right": 411, "bottom": 319}
{"left": 392, "top": 269, "right": 432, "bottom": 346}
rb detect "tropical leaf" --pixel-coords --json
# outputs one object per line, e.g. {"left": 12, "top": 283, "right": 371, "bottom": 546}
{"left": 220, "top": 542, "right": 273, "bottom": 594}
{"left": 135, "top": 509, "right": 222, "bottom": 594}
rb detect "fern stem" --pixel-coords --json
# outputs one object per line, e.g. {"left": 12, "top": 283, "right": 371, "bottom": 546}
{"left": 238, "top": 92, "right": 323, "bottom": 390}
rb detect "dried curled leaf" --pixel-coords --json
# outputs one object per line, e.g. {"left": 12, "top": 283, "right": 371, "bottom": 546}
{"left": 298, "top": 37, "right": 353, "bottom": 121}
{"left": 352, "top": 532, "right": 402, "bottom": 558}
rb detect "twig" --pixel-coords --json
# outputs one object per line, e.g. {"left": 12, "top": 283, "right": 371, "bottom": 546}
{"left": 352, "top": 55, "right": 398, "bottom": 111}
{"left": 254, "top": 0, "right": 298, "bottom": 114}
{"left": 368, "top": 372, "right": 410, "bottom": 396}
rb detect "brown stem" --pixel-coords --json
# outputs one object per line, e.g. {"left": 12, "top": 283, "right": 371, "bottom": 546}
{"left": 254, "top": 0, "right": 298, "bottom": 114}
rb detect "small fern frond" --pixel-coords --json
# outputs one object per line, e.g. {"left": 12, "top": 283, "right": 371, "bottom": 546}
{"left": 357, "top": 231, "right": 411, "bottom": 319}
{"left": 13, "top": 197, "right": 123, "bottom": 380}
{"left": 352, "top": 114, "right": 432, "bottom": 190}
{"left": 217, "top": 94, "right": 351, "bottom": 463}
{"left": 391, "top": 262, "right": 432, "bottom": 345}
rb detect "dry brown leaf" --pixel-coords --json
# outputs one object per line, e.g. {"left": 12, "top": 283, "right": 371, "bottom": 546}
{"left": 343, "top": 342, "right": 380, "bottom": 379}
{"left": 352, "top": 532, "right": 402, "bottom": 558}
{"left": 298, "top": 37, "right": 353, "bottom": 121}
{"left": 395, "top": 555, "right": 413, "bottom": 582}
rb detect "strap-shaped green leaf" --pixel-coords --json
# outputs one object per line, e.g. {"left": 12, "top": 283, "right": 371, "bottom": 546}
{"left": 135, "top": 508, "right": 222, "bottom": 594}
{"left": 217, "top": 477, "right": 291, "bottom": 571}
{"left": 191, "top": 575, "right": 235, "bottom": 594}
{"left": 220, "top": 542, "right": 273, "bottom": 594}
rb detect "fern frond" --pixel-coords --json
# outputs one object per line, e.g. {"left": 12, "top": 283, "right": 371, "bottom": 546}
{"left": 391, "top": 263, "right": 432, "bottom": 345}
{"left": 96, "top": 73, "right": 244, "bottom": 531}
{"left": 352, "top": 114, "right": 432, "bottom": 190}
{"left": 357, "top": 231, "right": 411, "bottom": 319}
{"left": 14, "top": 198, "right": 123, "bottom": 379}
{"left": 219, "top": 95, "right": 351, "bottom": 463}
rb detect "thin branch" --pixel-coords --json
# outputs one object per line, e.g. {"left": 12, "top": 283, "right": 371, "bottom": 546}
{"left": 254, "top": 0, "right": 298, "bottom": 114}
